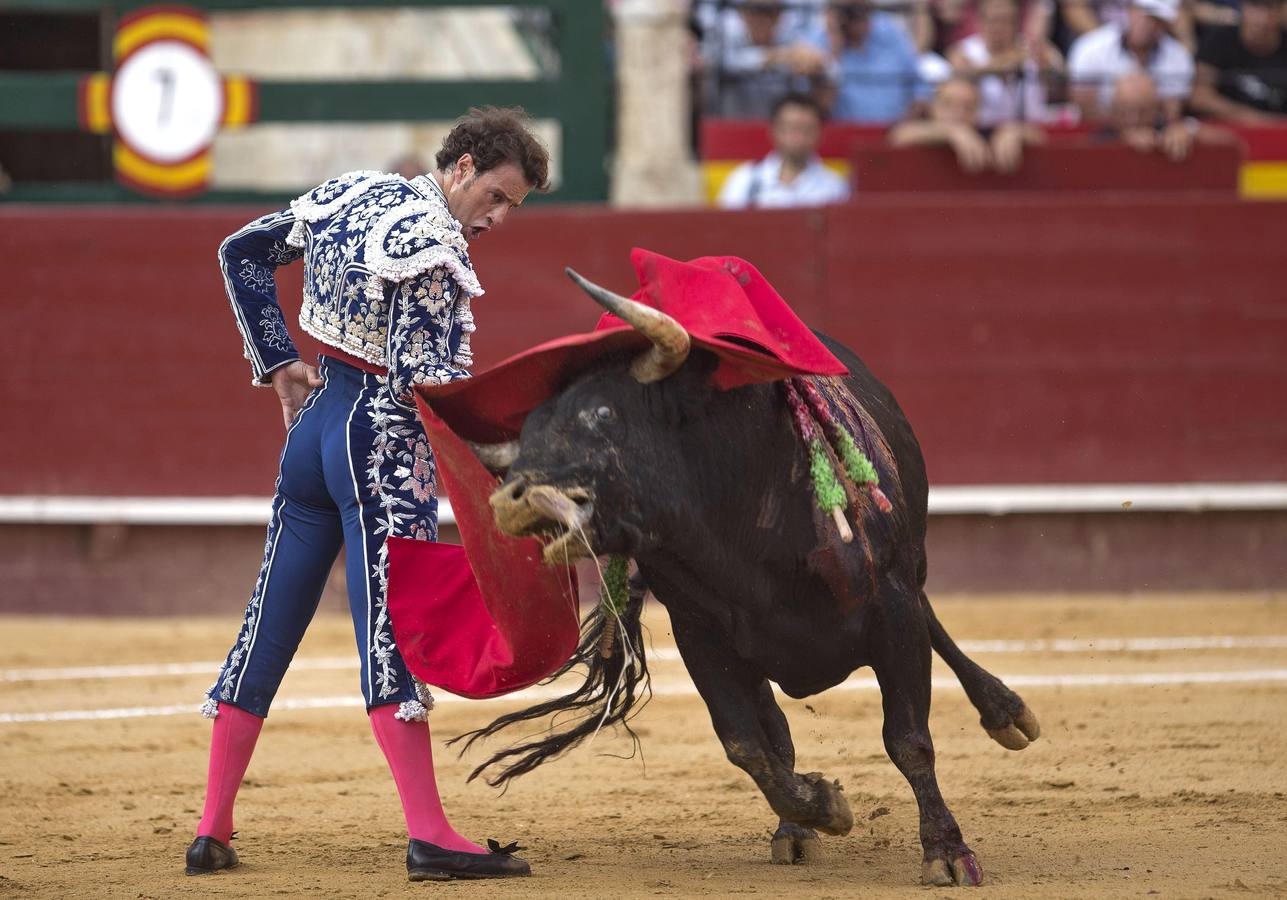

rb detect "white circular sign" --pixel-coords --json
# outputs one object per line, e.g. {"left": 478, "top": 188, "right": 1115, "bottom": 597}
{"left": 111, "top": 40, "right": 222, "bottom": 164}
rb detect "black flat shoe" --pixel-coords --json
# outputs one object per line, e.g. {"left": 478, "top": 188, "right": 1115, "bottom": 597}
{"left": 185, "top": 835, "right": 239, "bottom": 875}
{"left": 406, "top": 838, "right": 532, "bottom": 881}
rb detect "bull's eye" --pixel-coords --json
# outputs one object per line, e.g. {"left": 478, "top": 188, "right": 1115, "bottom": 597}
{"left": 595, "top": 405, "right": 614, "bottom": 421}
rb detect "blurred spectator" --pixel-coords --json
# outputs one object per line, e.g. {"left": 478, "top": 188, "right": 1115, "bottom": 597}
{"left": 1190, "top": 0, "right": 1287, "bottom": 122}
{"left": 1191, "top": 0, "right": 1240, "bottom": 34}
{"left": 919, "top": 48, "right": 955, "bottom": 85}
{"left": 888, "top": 75, "right": 1047, "bottom": 171}
{"left": 1097, "top": 70, "right": 1238, "bottom": 158}
{"left": 1067, "top": 0, "right": 1195, "bottom": 120}
{"left": 921, "top": 0, "right": 971, "bottom": 52}
{"left": 781, "top": 0, "right": 832, "bottom": 40}
{"left": 924, "top": 0, "right": 1052, "bottom": 55}
{"left": 901, "top": 5, "right": 957, "bottom": 88}
{"left": 1058, "top": 0, "right": 1132, "bottom": 42}
{"left": 825, "top": 0, "right": 931, "bottom": 122}
{"left": 718, "top": 92, "right": 851, "bottom": 207}
{"left": 1056, "top": 0, "right": 1193, "bottom": 50}
{"left": 701, "top": 0, "right": 832, "bottom": 117}
{"left": 694, "top": 0, "right": 828, "bottom": 44}
{"left": 947, "top": 0, "right": 1065, "bottom": 125}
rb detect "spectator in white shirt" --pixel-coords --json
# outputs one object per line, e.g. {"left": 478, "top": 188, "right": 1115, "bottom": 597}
{"left": 888, "top": 76, "right": 1047, "bottom": 172}
{"left": 1067, "top": 0, "right": 1195, "bottom": 120}
{"left": 718, "top": 92, "right": 852, "bottom": 208}
{"left": 948, "top": 0, "right": 1065, "bottom": 126}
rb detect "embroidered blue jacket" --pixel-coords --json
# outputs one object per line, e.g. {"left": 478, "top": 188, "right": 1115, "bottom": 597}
{"left": 219, "top": 170, "right": 481, "bottom": 409}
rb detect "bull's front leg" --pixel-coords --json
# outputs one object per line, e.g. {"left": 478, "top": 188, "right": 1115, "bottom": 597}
{"left": 670, "top": 612, "right": 854, "bottom": 849}
{"left": 755, "top": 681, "right": 825, "bottom": 865}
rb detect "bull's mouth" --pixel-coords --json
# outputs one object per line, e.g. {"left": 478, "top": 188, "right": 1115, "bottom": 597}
{"left": 489, "top": 482, "right": 595, "bottom": 565}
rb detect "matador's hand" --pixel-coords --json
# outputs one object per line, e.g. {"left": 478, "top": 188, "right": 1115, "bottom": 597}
{"left": 269, "top": 360, "right": 324, "bottom": 430}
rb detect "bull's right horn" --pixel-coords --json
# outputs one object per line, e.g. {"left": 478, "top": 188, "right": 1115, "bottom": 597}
{"left": 467, "top": 440, "right": 520, "bottom": 473}
{"left": 565, "top": 267, "right": 690, "bottom": 383}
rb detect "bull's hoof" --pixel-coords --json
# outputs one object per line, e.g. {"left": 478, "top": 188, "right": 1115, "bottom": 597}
{"left": 985, "top": 704, "right": 1042, "bottom": 751}
{"left": 770, "top": 822, "right": 822, "bottom": 865}
{"left": 922, "top": 849, "right": 983, "bottom": 887}
{"left": 800, "top": 772, "right": 854, "bottom": 836}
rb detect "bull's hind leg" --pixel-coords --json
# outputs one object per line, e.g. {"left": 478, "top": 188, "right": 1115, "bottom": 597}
{"left": 670, "top": 611, "right": 854, "bottom": 857}
{"left": 922, "top": 593, "right": 1041, "bottom": 751}
{"left": 872, "top": 588, "right": 983, "bottom": 887}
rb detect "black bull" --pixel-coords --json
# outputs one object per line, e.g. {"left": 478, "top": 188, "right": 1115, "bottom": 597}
{"left": 451, "top": 278, "right": 1040, "bottom": 887}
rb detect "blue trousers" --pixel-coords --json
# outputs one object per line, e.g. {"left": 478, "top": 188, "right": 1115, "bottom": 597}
{"left": 206, "top": 357, "right": 437, "bottom": 719}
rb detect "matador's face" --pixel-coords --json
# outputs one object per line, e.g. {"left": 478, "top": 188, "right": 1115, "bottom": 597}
{"left": 443, "top": 155, "right": 532, "bottom": 242}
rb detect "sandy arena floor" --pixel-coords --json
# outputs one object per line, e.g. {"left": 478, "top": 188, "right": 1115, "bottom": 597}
{"left": 2, "top": 594, "right": 1286, "bottom": 899}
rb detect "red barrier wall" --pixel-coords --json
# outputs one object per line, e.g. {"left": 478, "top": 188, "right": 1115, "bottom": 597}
{"left": 1, "top": 195, "right": 1285, "bottom": 495}
{"left": 853, "top": 143, "right": 1242, "bottom": 193}
{"left": 820, "top": 197, "right": 1287, "bottom": 483}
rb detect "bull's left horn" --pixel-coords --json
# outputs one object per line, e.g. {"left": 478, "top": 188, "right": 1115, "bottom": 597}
{"left": 467, "top": 440, "right": 520, "bottom": 473}
{"left": 565, "top": 267, "right": 690, "bottom": 383}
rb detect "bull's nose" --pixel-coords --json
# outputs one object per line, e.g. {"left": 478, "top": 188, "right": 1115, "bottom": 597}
{"left": 491, "top": 478, "right": 526, "bottom": 508}
{"left": 489, "top": 477, "right": 535, "bottom": 537}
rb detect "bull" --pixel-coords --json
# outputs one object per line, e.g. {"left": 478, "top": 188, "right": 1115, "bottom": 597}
{"left": 453, "top": 270, "right": 1041, "bottom": 886}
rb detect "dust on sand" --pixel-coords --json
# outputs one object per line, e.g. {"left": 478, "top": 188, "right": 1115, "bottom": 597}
{"left": 1, "top": 594, "right": 1286, "bottom": 899}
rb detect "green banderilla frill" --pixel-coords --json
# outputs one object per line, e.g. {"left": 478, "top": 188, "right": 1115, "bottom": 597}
{"left": 784, "top": 378, "right": 855, "bottom": 542}
{"left": 835, "top": 427, "right": 878, "bottom": 485}
{"left": 796, "top": 377, "right": 894, "bottom": 515}
{"left": 809, "top": 439, "right": 848, "bottom": 512}
{"left": 833, "top": 426, "right": 893, "bottom": 513}
{"left": 598, "top": 555, "right": 630, "bottom": 658}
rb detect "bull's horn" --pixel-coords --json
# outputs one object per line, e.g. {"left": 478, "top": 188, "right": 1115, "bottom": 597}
{"left": 565, "top": 267, "right": 690, "bottom": 383}
{"left": 467, "top": 440, "right": 520, "bottom": 473}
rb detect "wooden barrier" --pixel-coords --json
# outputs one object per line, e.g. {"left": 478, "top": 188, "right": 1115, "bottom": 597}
{"left": 0, "top": 195, "right": 1285, "bottom": 497}
{"left": 852, "top": 142, "right": 1243, "bottom": 193}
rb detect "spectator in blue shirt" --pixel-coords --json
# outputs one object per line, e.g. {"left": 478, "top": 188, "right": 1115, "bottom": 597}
{"left": 825, "top": 0, "right": 932, "bottom": 123}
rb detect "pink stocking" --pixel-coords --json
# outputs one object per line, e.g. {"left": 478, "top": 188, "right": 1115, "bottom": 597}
{"left": 369, "top": 704, "right": 485, "bottom": 853}
{"left": 195, "top": 703, "right": 264, "bottom": 844}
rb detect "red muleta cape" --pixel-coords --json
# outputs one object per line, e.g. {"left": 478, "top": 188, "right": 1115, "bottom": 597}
{"left": 385, "top": 248, "right": 849, "bottom": 698}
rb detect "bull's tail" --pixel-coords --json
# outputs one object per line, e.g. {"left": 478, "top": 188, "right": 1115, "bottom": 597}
{"left": 922, "top": 592, "right": 1042, "bottom": 751}
{"left": 448, "top": 574, "right": 652, "bottom": 787}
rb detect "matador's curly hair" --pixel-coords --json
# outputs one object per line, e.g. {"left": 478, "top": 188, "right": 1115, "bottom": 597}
{"left": 435, "top": 106, "right": 551, "bottom": 192}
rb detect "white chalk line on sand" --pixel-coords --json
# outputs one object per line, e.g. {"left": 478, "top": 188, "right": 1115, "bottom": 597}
{"left": 0, "top": 656, "right": 357, "bottom": 683}
{"left": 3, "top": 668, "right": 1287, "bottom": 725}
{"left": 4, "top": 635, "right": 1287, "bottom": 684}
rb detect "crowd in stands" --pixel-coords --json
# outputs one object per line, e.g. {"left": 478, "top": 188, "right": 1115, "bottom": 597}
{"left": 699, "top": 0, "right": 1287, "bottom": 201}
